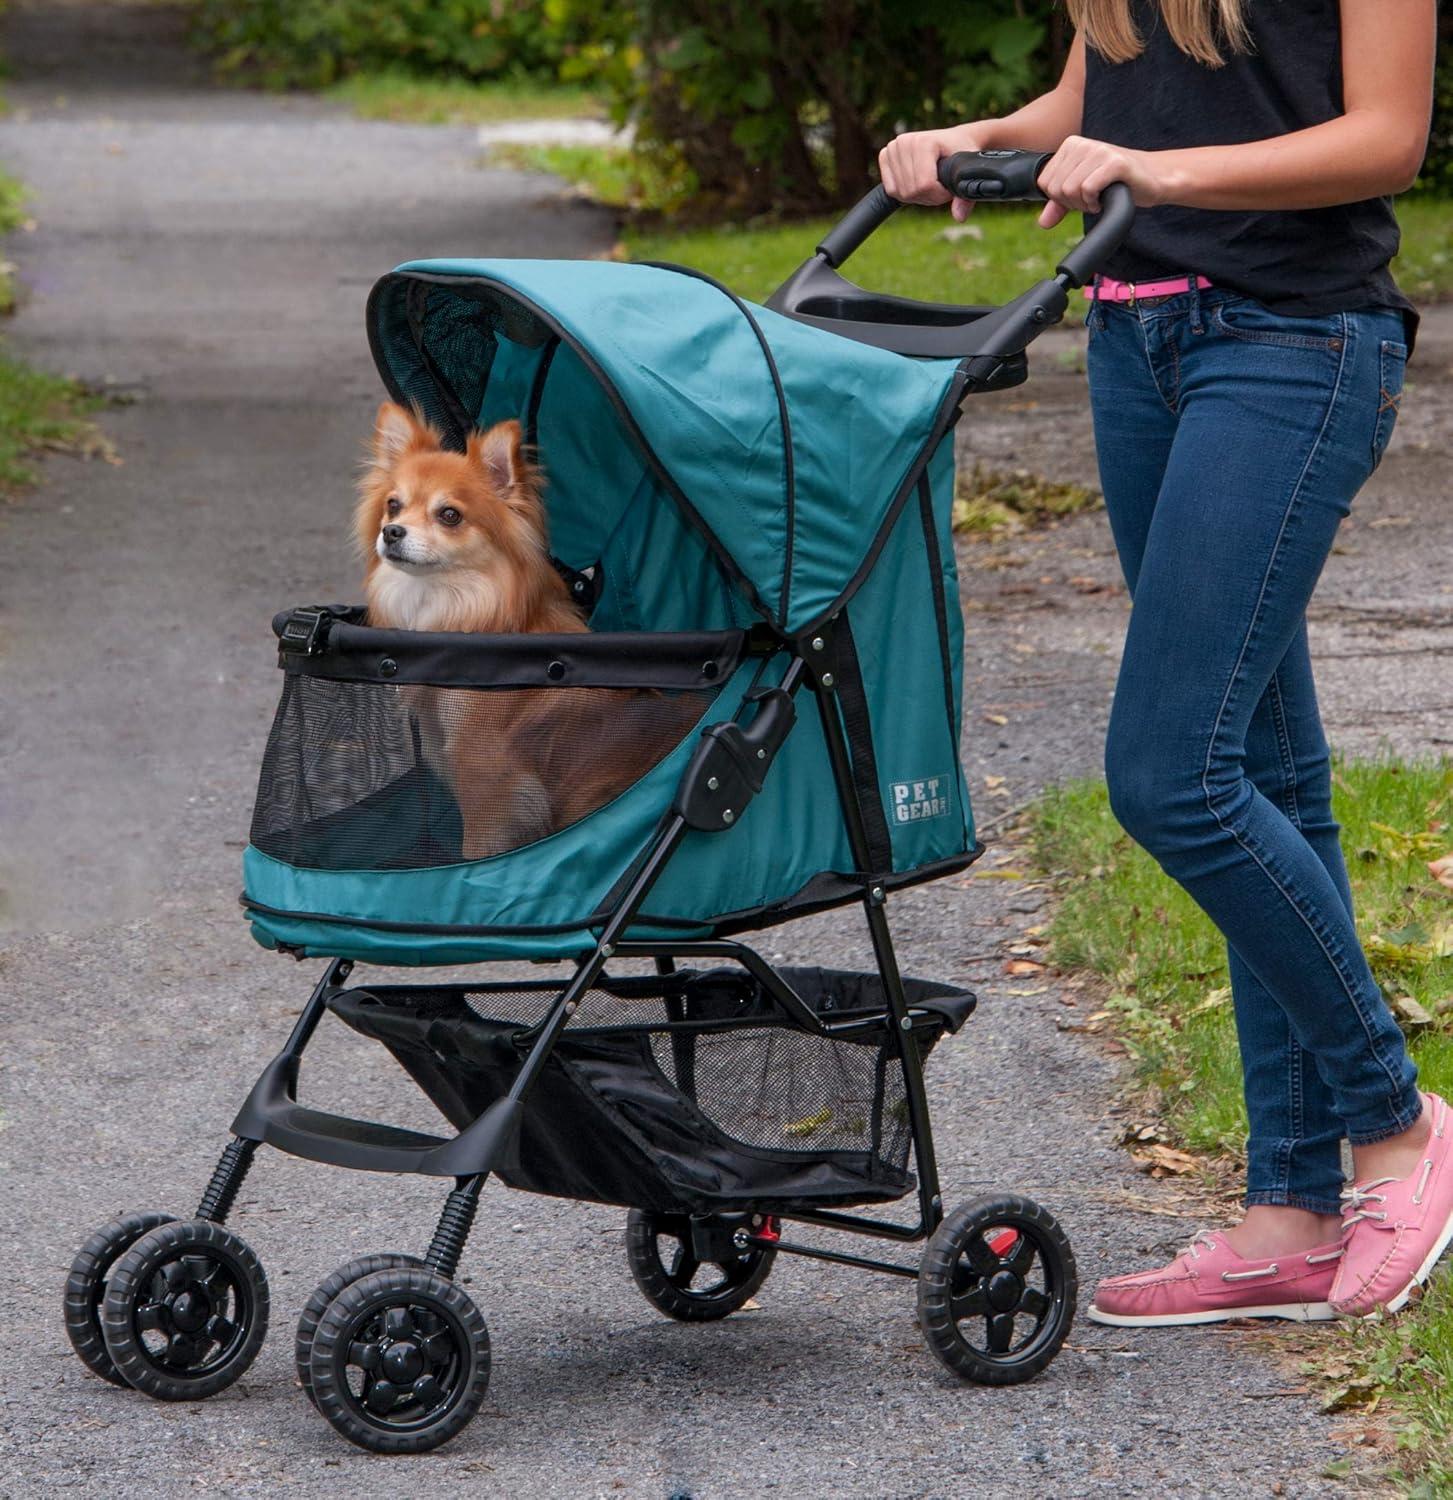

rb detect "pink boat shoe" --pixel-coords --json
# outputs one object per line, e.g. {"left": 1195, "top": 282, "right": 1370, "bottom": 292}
{"left": 1331, "top": 1092, "right": 1453, "bottom": 1317}
{"left": 1087, "top": 1230, "right": 1343, "bottom": 1327}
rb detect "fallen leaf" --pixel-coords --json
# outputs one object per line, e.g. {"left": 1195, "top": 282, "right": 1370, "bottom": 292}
{"left": 1367, "top": 515, "right": 1412, "bottom": 527}
{"left": 1391, "top": 994, "right": 1436, "bottom": 1034}
{"left": 984, "top": 712, "right": 1009, "bottom": 726}
{"left": 984, "top": 774, "right": 1007, "bottom": 788}
{"left": 1004, "top": 958, "right": 1046, "bottom": 976}
{"left": 1131, "top": 1144, "right": 1199, "bottom": 1177}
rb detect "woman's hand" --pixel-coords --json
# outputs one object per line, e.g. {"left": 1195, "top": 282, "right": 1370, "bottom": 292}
{"left": 878, "top": 125, "right": 990, "bottom": 222}
{"left": 1035, "top": 135, "right": 1179, "bottom": 227}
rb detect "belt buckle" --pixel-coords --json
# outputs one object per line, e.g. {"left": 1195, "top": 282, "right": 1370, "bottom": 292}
{"left": 1124, "top": 281, "right": 1137, "bottom": 308}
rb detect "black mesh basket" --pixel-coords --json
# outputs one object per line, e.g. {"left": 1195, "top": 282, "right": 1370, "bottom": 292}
{"left": 329, "top": 966, "right": 975, "bottom": 1215}
{"left": 250, "top": 609, "right": 745, "bottom": 871}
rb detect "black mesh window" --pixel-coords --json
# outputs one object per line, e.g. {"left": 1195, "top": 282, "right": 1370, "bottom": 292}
{"left": 250, "top": 676, "right": 716, "bottom": 871}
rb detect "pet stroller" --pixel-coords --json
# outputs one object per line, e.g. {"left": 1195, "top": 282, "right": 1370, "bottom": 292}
{"left": 65, "top": 153, "right": 1136, "bottom": 1453}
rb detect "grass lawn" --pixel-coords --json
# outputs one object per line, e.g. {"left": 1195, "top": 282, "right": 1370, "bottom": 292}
{"left": 330, "top": 72, "right": 599, "bottom": 126}
{"left": 495, "top": 144, "right": 1453, "bottom": 314}
{"left": 0, "top": 168, "right": 106, "bottom": 495}
{"left": 1027, "top": 757, "right": 1453, "bottom": 1487}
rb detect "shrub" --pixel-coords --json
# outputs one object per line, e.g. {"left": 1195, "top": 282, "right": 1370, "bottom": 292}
{"left": 191, "top": 0, "right": 592, "bottom": 89}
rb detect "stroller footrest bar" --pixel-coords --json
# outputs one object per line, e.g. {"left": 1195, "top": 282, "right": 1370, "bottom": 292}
{"left": 233, "top": 1049, "right": 525, "bottom": 1176}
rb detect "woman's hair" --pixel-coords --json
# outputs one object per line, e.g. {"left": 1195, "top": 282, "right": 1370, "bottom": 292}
{"left": 1068, "top": 0, "right": 1251, "bottom": 67}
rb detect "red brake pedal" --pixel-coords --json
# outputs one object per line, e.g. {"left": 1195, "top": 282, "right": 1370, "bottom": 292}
{"left": 987, "top": 1227, "right": 1019, "bottom": 1257}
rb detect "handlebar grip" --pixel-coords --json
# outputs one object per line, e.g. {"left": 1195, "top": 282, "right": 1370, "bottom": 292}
{"left": 937, "top": 149, "right": 1053, "bottom": 202}
{"left": 1055, "top": 180, "right": 1136, "bottom": 288}
{"left": 815, "top": 184, "right": 899, "bottom": 269}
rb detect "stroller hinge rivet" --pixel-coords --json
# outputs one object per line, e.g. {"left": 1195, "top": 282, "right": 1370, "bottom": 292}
{"left": 600, "top": 943, "right": 614, "bottom": 958}
{"left": 871, "top": 886, "right": 885, "bottom": 903}
{"left": 722, "top": 809, "right": 735, "bottom": 824}
{"left": 756, "top": 748, "right": 766, "bottom": 760}
{"left": 707, "top": 776, "right": 719, "bottom": 790}
{"left": 900, "top": 1016, "right": 913, "bottom": 1031}
{"left": 565, "top": 1001, "right": 577, "bottom": 1016}
{"left": 820, "top": 672, "right": 835, "bottom": 688}
{"left": 810, "top": 636, "right": 825, "bottom": 651}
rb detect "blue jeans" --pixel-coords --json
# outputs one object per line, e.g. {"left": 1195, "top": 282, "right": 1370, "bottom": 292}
{"left": 1086, "top": 283, "right": 1421, "bottom": 1216}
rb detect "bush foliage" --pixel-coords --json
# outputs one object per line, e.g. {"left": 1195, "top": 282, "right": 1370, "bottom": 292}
{"left": 194, "top": 2, "right": 1451, "bottom": 215}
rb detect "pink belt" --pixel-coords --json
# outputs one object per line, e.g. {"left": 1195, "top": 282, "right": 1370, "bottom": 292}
{"left": 1085, "top": 274, "right": 1212, "bottom": 304}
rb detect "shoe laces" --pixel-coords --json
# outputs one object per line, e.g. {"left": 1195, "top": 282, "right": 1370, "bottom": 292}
{"left": 1180, "top": 1230, "right": 1220, "bottom": 1261}
{"left": 1340, "top": 1177, "right": 1396, "bottom": 1228}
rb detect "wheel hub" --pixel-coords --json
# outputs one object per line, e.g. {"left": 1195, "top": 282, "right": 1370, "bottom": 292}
{"left": 168, "top": 1287, "right": 212, "bottom": 1333}
{"left": 382, "top": 1340, "right": 424, "bottom": 1383}
{"left": 987, "top": 1269, "right": 1022, "bottom": 1311}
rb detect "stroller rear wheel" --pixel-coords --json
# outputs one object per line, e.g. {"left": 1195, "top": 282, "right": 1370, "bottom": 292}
{"left": 295, "top": 1253, "right": 424, "bottom": 1409}
{"left": 626, "top": 1209, "right": 775, "bottom": 1322}
{"left": 306, "top": 1266, "right": 491, "bottom": 1454}
{"left": 100, "top": 1218, "right": 270, "bottom": 1400}
{"left": 917, "top": 1193, "right": 1076, "bottom": 1385}
{"left": 63, "top": 1211, "right": 179, "bottom": 1387}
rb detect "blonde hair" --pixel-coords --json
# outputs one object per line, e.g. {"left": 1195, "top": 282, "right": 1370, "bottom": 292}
{"left": 1069, "top": 0, "right": 1252, "bottom": 67}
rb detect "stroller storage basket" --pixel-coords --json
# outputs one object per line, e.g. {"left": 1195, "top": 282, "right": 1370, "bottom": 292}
{"left": 329, "top": 965, "right": 974, "bottom": 1215}
{"left": 250, "top": 610, "right": 745, "bottom": 872}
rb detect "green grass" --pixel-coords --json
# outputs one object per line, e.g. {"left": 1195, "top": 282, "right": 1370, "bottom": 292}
{"left": 494, "top": 145, "right": 1453, "bottom": 309}
{"left": 0, "top": 167, "right": 106, "bottom": 494}
{"left": 953, "top": 463, "right": 1102, "bottom": 536}
{"left": 1028, "top": 757, "right": 1453, "bottom": 1485}
{"left": 1389, "top": 196, "right": 1453, "bottom": 304}
{"left": 330, "top": 71, "right": 599, "bottom": 126}
{"left": 1028, "top": 757, "right": 1453, "bottom": 1153}
{"left": 0, "top": 353, "right": 104, "bottom": 495}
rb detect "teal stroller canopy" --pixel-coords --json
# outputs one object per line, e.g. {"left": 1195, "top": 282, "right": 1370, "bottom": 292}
{"left": 365, "top": 259, "right": 966, "bottom": 635}
{"left": 244, "top": 259, "right": 978, "bottom": 964}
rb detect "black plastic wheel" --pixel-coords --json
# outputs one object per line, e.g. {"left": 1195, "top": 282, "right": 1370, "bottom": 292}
{"left": 308, "top": 1266, "right": 490, "bottom": 1454}
{"left": 295, "top": 1253, "right": 423, "bottom": 1409}
{"left": 100, "top": 1218, "right": 269, "bottom": 1400}
{"left": 626, "top": 1210, "right": 775, "bottom": 1322}
{"left": 917, "top": 1194, "right": 1076, "bottom": 1385}
{"left": 63, "top": 1211, "right": 179, "bottom": 1387}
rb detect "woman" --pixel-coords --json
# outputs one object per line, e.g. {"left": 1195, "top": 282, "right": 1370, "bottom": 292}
{"left": 882, "top": 0, "right": 1443, "bottom": 1325}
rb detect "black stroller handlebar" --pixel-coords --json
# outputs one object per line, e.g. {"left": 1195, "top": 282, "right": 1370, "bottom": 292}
{"left": 766, "top": 148, "right": 1136, "bottom": 368}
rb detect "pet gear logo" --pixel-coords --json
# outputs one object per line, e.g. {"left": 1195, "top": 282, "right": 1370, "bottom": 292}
{"left": 890, "top": 776, "right": 951, "bottom": 824}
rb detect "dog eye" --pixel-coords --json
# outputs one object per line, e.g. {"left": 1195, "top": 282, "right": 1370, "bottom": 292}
{"left": 385, "top": 497, "right": 402, "bottom": 516}
{"left": 437, "top": 506, "right": 462, "bottom": 527}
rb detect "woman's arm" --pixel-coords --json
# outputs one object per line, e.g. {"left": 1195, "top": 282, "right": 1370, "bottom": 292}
{"left": 878, "top": 36, "right": 1086, "bottom": 220}
{"left": 1037, "top": 0, "right": 1435, "bottom": 226}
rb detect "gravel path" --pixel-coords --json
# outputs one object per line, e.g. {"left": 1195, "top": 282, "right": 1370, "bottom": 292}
{"left": 4, "top": 6, "right": 1446, "bottom": 1495}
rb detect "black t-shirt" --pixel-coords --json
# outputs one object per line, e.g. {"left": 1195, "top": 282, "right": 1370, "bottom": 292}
{"left": 1082, "top": 0, "right": 1416, "bottom": 334}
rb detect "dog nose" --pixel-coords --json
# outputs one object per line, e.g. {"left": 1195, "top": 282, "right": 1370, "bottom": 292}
{"left": 382, "top": 523, "right": 406, "bottom": 544}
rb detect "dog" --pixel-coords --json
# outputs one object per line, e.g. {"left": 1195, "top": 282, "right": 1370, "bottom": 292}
{"left": 357, "top": 402, "right": 699, "bottom": 858}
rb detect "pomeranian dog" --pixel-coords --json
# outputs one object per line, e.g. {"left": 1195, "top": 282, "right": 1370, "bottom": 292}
{"left": 356, "top": 402, "right": 695, "bottom": 858}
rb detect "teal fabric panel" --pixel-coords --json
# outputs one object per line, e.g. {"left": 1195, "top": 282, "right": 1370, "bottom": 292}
{"left": 247, "top": 912, "right": 707, "bottom": 965}
{"left": 841, "top": 437, "right": 975, "bottom": 873}
{"left": 243, "top": 652, "right": 857, "bottom": 962}
{"left": 373, "top": 260, "right": 962, "bottom": 631}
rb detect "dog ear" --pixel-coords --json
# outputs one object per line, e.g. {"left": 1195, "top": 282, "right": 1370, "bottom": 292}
{"left": 372, "top": 402, "right": 430, "bottom": 466}
{"left": 470, "top": 419, "right": 527, "bottom": 496}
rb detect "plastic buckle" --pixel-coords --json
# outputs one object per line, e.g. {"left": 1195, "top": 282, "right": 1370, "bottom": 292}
{"left": 278, "top": 606, "right": 333, "bottom": 656}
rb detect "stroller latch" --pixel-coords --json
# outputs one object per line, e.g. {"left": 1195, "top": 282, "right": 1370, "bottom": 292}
{"left": 673, "top": 686, "right": 796, "bottom": 832}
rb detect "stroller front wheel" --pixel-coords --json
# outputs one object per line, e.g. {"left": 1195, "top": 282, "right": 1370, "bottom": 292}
{"left": 626, "top": 1209, "right": 775, "bottom": 1322}
{"left": 917, "top": 1193, "right": 1076, "bottom": 1385}
{"left": 63, "top": 1211, "right": 179, "bottom": 1387}
{"left": 100, "top": 1218, "right": 270, "bottom": 1400}
{"left": 307, "top": 1266, "right": 491, "bottom": 1454}
{"left": 295, "top": 1253, "right": 424, "bottom": 1409}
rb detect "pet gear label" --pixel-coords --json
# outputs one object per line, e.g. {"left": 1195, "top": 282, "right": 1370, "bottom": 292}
{"left": 890, "top": 776, "right": 950, "bottom": 824}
